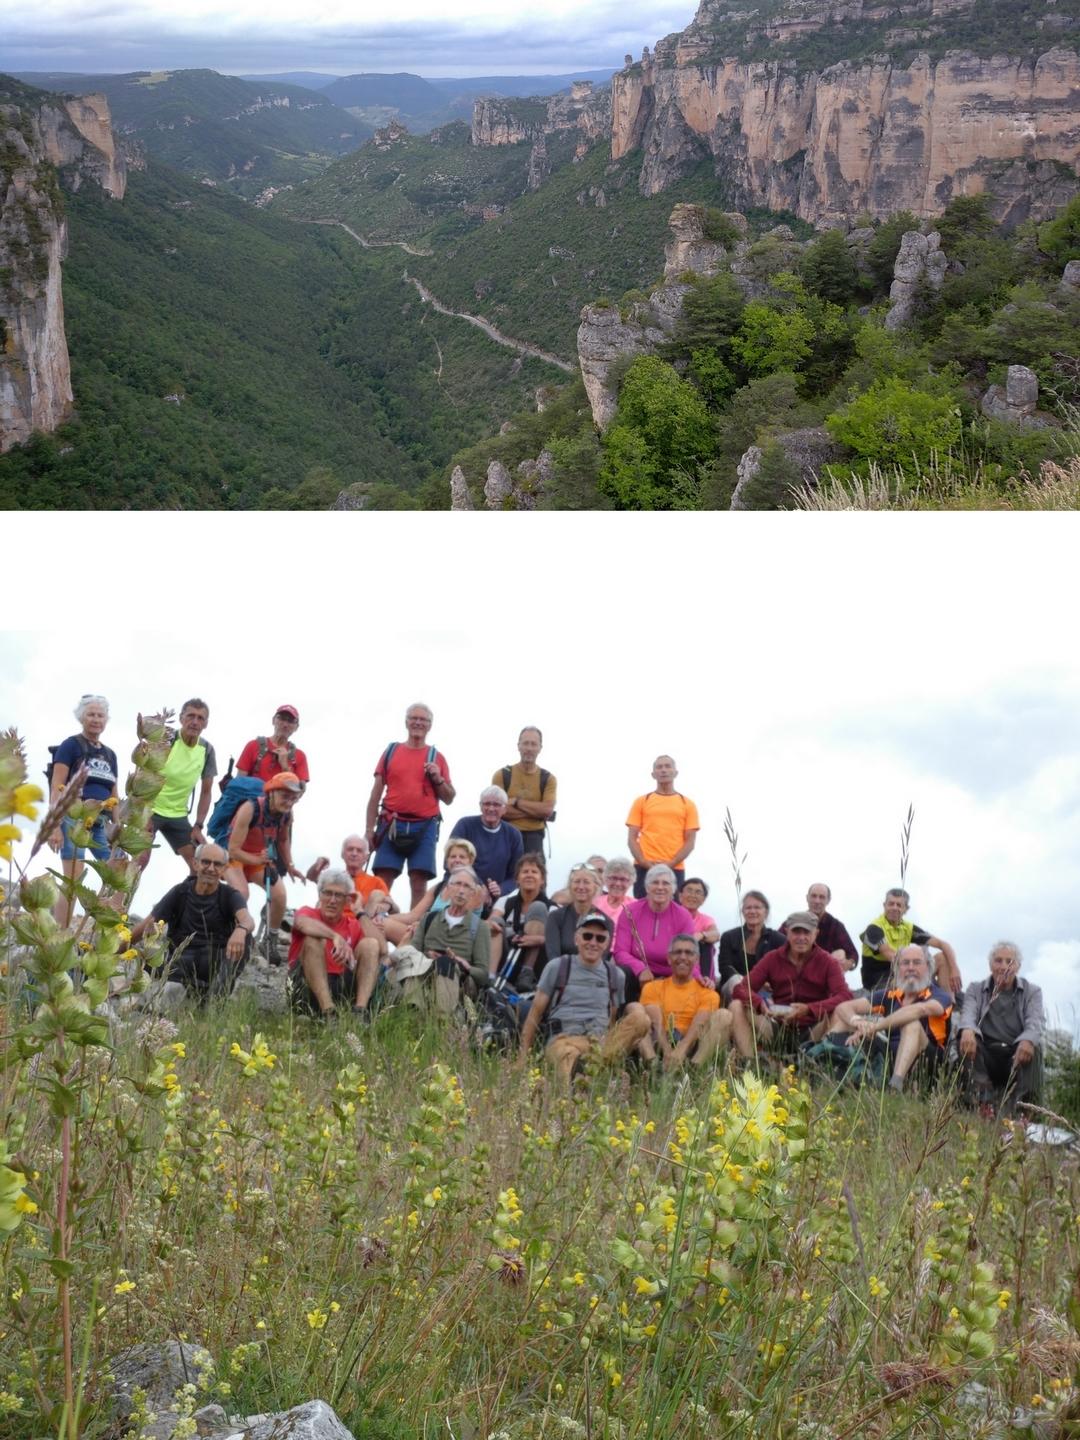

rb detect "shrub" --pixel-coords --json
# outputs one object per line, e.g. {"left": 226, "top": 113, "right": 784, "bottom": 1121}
{"left": 826, "top": 375, "right": 963, "bottom": 469}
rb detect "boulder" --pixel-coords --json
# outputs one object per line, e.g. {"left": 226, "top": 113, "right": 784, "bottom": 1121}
{"left": 449, "top": 465, "right": 473, "bottom": 511}
{"left": 731, "top": 427, "right": 841, "bottom": 509}
{"left": 662, "top": 202, "right": 736, "bottom": 280}
{"left": 231, "top": 956, "right": 288, "bottom": 1014}
{"left": 484, "top": 459, "right": 513, "bottom": 509}
{"left": 885, "top": 231, "right": 947, "bottom": 331}
{"left": 1061, "top": 259, "right": 1080, "bottom": 292}
{"left": 730, "top": 445, "right": 762, "bottom": 510}
{"left": 514, "top": 450, "right": 556, "bottom": 508}
{"left": 980, "top": 364, "right": 1060, "bottom": 429}
{"left": 238, "top": 1400, "right": 356, "bottom": 1440}
{"left": 108, "top": 1341, "right": 215, "bottom": 1440}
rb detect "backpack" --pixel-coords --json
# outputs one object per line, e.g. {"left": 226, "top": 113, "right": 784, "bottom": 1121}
{"left": 207, "top": 776, "right": 267, "bottom": 845}
{"left": 415, "top": 906, "right": 482, "bottom": 954}
{"left": 501, "top": 765, "right": 555, "bottom": 825}
{"left": 45, "top": 735, "right": 89, "bottom": 789}
{"left": 219, "top": 737, "right": 297, "bottom": 796}
{"left": 476, "top": 985, "right": 532, "bottom": 1052}
{"left": 800, "top": 1034, "right": 887, "bottom": 1088}
{"left": 544, "top": 954, "right": 620, "bottom": 1037}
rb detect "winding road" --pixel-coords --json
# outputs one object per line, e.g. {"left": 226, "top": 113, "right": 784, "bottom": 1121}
{"left": 312, "top": 219, "right": 575, "bottom": 373}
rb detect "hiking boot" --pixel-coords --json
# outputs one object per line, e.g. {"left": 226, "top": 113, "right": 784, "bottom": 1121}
{"left": 265, "top": 929, "right": 285, "bottom": 967}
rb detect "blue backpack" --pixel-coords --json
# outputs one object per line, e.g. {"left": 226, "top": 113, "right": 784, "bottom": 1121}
{"left": 207, "top": 776, "right": 266, "bottom": 845}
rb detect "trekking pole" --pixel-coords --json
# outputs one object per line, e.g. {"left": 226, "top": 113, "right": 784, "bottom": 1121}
{"left": 264, "top": 837, "right": 277, "bottom": 967}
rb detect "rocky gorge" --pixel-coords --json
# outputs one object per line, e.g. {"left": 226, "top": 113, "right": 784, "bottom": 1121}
{"left": 0, "top": 79, "right": 125, "bottom": 453}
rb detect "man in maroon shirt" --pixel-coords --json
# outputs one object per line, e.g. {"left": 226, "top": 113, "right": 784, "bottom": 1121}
{"left": 729, "top": 910, "right": 852, "bottom": 1060}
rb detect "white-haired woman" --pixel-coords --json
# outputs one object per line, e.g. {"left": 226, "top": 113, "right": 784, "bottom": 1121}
{"left": 47, "top": 694, "right": 119, "bottom": 925}
{"left": 612, "top": 863, "right": 700, "bottom": 1001}
{"left": 595, "top": 856, "right": 635, "bottom": 930}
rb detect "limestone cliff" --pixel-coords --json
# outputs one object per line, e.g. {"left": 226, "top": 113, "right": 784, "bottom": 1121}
{"left": 1, "top": 79, "right": 125, "bottom": 453}
{"left": 471, "top": 81, "right": 612, "bottom": 149}
{"left": 610, "top": 0, "right": 1080, "bottom": 223}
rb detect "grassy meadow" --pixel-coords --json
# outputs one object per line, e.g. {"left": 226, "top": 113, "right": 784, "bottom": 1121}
{"left": 3, "top": 987, "right": 1080, "bottom": 1440}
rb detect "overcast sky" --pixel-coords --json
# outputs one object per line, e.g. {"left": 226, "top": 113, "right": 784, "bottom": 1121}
{"left": 3, "top": 512, "right": 1080, "bottom": 1040}
{"left": 0, "top": 0, "right": 690, "bottom": 77}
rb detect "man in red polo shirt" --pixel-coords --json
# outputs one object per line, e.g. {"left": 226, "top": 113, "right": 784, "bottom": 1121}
{"left": 236, "top": 705, "right": 311, "bottom": 788}
{"left": 365, "top": 702, "right": 455, "bottom": 907}
{"left": 287, "top": 867, "right": 381, "bottom": 1019}
{"left": 729, "top": 910, "right": 851, "bottom": 1061}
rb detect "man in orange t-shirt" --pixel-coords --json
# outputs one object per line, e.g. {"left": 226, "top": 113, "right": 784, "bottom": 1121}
{"left": 626, "top": 755, "right": 700, "bottom": 897}
{"left": 641, "top": 934, "right": 731, "bottom": 1071}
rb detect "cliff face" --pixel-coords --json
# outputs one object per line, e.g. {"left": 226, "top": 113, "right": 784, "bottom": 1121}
{"left": 471, "top": 81, "right": 612, "bottom": 148}
{"left": 611, "top": 0, "right": 1080, "bottom": 223}
{"left": 1, "top": 84, "right": 125, "bottom": 452}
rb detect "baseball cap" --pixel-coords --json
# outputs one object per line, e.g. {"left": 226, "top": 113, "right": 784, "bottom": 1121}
{"left": 275, "top": 704, "right": 300, "bottom": 721}
{"left": 265, "top": 771, "right": 303, "bottom": 794}
{"left": 576, "top": 911, "right": 612, "bottom": 934}
{"left": 784, "top": 910, "right": 819, "bottom": 932}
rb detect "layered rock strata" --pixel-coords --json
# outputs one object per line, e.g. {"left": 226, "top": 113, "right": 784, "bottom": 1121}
{"left": 1, "top": 84, "right": 126, "bottom": 452}
{"left": 610, "top": 4, "right": 1080, "bottom": 224}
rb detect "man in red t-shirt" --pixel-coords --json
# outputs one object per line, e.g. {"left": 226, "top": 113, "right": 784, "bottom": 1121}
{"left": 365, "top": 702, "right": 455, "bottom": 907}
{"left": 287, "top": 867, "right": 381, "bottom": 1018}
{"left": 236, "top": 705, "right": 311, "bottom": 788}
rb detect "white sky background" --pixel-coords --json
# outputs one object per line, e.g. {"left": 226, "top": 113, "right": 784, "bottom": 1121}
{"left": 0, "top": 0, "right": 691, "bottom": 75}
{"left": 3, "top": 512, "right": 1080, "bottom": 1037}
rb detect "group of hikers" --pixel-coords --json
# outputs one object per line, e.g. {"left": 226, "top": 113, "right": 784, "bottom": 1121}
{"left": 42, "top": 695, "right": 1046, "bottom": 1115}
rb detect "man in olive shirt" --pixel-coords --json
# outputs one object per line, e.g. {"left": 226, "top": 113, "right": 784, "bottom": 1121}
{"left": 494, "top": 726, "right": 557, "bottom": 857}
{"left": 957, "top": 942, "right": 1044, "bottom": 1114}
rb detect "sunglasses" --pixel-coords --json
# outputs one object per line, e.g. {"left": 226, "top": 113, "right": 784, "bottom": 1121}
{"left": 579, "top": 931, "right": 609, "bottom": 943}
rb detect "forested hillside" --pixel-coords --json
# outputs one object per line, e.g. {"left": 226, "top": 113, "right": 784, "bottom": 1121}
{"left": 14, "top": 69, "right": 368, "bottom": 197}
{"left": 0, "top": 163, "right": 562, "bottom": 509}
{"left": 444, "top": 198, "right": 1080, "bottom": 510}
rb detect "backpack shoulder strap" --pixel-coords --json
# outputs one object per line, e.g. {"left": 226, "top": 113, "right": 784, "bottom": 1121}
{"left": 551, "top": 954, "right": 572, "bottom": 1011}
{"left": 502, "top": 766, "right": 512, "bottom": 790}
{"left": 468, "top": 910, "right": 481, "bottom": 939}
{"left": 255, "top": 736, "right": 269, "bottom": 765}
{"left": 603, "top": 959, "right": 619, "bottom": 1011}
{"left": 540, "top": 768, "right": 550, "bottom": 794}
{"left": 381, "top": 742, "right": 397, "bottom": 773}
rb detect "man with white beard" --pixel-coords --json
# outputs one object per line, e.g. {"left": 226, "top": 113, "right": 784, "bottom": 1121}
{"left": 826, "top": 944, "right": 953, "bottom": 1093}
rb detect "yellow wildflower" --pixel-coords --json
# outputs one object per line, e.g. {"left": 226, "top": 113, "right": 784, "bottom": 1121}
{"left": 12, "top": 783, "right": 43, "bottom": 819}
{"left": 114, "top": 1280, "right": 137, "bottom": 1295}
{"left": 306, "top": 1308, "right": 328, "bottom": 1330}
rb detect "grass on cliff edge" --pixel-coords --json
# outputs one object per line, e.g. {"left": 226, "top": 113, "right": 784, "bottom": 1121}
{"left": 3, "top": 986, "right": 1080, "bottom": 1440}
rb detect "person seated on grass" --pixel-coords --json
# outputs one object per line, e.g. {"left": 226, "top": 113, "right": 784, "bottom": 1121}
{"left": 860, "top": 888, "right": 961, "bottom": 996}
{"left": 729, "top": 911, "right": 851, "bottom": 1063}
{"left": 130, "top": 842, "right": 254, "bottom": 1002}
{"left": 517, "top": 911, "right": 654, "bottom": 1085}
{"left": 490, "top": 853, "right": 552, "bottom": 985}
{"left": 612, "top": 863, "right": 700, "bottom": 1002}
{"left": 827, "top": 944, "right": 953, "bottom": 1094}
{"left": 717, "top": 890, "right": 787, "bottom": 1000}
{"left": 956, "top": 941, "right": 1044, "bottom": 1116}
{"left": 395, "top": 837, "right": 483, "bottom": 931}
{"left": 402, "top": 867, "right": 493, "bottom": 1012}
{"left": 677, "top": 876, "right": 721, "bottom": 981}
{"left": 287, "top": 867, "right": 381, "bottom": 1020}
{"left": 642, "top": 934, "right": 732, "bottom": 1072}
{"left": 594, "top": 856, "right": 636, "bottom": 932}
{"left": 782, "top": 883, "right": 857, "bottom": 973}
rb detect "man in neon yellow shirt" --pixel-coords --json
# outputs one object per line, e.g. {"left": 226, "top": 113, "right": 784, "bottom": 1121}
{"left": 136, "top": 698, "right": 218, "bottom": 875}
{"left": 860, "top": 887, "right": 960, "bottom": 996}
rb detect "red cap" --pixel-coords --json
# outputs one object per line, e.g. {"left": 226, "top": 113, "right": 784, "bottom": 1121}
{"left": 275, "top": 704, "right": 299, "bottom": 721}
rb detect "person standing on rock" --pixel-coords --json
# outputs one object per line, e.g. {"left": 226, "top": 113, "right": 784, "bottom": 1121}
{"left": 625, "top": 756, "right": 699, "bottom": 897}
{"left": 365, "top": 703, "right": 455, "bottom": 908}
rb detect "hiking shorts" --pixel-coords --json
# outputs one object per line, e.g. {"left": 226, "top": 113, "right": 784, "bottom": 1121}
{"left": 60, "top": 815, "right": 110, "bottom": 862}
{"left": 151, "top": 813, "right": 195, "bottom": 854}
{"left": 289, "top": 968, "right": 351, "bottom": 1014}
{"left": 373, "top": 817, "right": 439, "bottom": 876}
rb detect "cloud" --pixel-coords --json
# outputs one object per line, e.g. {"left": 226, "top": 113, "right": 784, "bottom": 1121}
{"left": 1, "top": 0, "right": 689, "bottom": 74}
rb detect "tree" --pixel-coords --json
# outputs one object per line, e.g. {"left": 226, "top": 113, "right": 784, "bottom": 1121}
{"left": 731, "top": 300, "right": 815, "bottom": 379}
{"left": 1038, "top": 194, "right": 1080, "bottom": 266}
{"left": 826, "top": 376, "right": 962, "bottom": 469}
{"left": 799, "top": 229, "right": 860, "bottom": 305}
{"left": 598, "top": 356, "right": 715, "bottom": 509}
{"left": 865, "top": 210, "right": 919, "bottom": 296}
